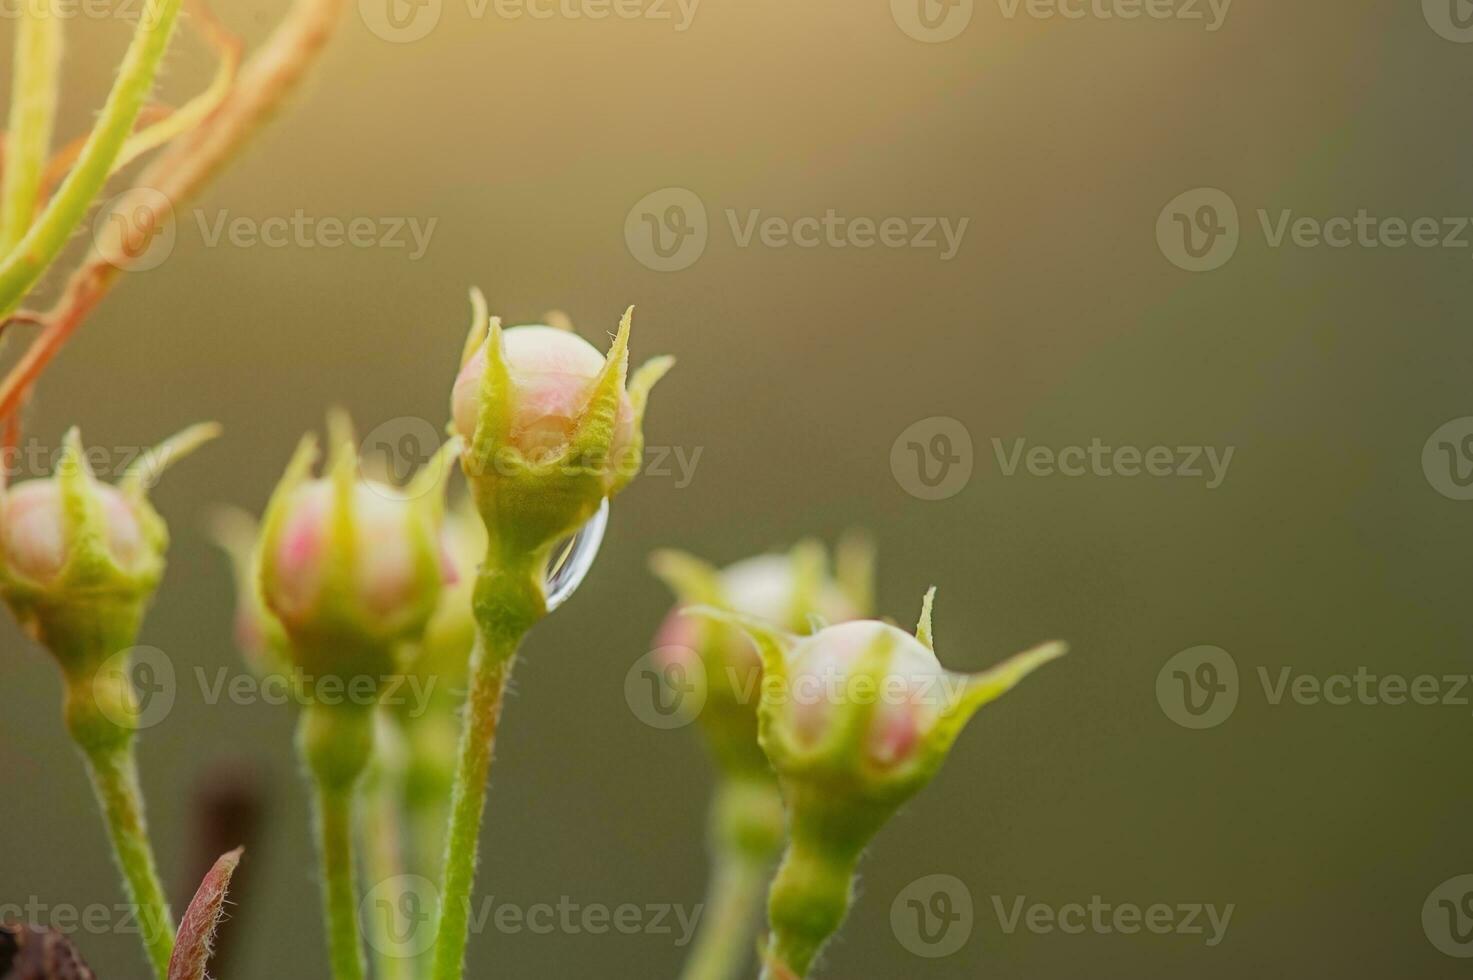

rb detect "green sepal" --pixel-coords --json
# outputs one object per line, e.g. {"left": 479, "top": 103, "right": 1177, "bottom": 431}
{"left": 459, "top": 303, "right": 673, "bottom": 560}
{"left": 0, "top": 423, "right": 217, "bottom": 674}
{"left": 647, "top": 548, "right": 725, "bottom": 606}
{"left": 256, "top": 423, "right": 454, "bottom": 689}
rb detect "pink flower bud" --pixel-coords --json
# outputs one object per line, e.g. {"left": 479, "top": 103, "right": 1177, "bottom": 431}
{"left": 452, "top": 326, "right": 634, "bottom": 462}
{"left": 267, "top": 479, "right": 438, "bottom": 632}
{"left": 784, "top": 620, "right": 947, "bottom": 769}
{"left": 0, "top": 479, "right": 146, "bottom": 584}
{"left": 255, "top": 423, "right": 460, "bottom": 671}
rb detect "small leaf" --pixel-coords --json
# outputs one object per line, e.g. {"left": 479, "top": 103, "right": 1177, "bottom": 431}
{"left": 168, "top": 847, "right": 244, "bottom": 980}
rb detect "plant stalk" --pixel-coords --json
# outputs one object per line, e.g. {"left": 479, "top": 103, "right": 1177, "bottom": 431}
{"left": 0, "top": 0, "right": 183, "bottom": 316}
{"left": 680, "top": 777, "right": 785, "bottom": 980}
{"left": 0, "top": 0, "right": 63, "bottom": 255}
{"left": 80, "top": 746, "right": 176, "bottom": 979}
{"left": 312, "top": 782, "right": 367, "bottom": 980}
{"left": 299, "top": 703, "right": 374, "bottom": 980}
{"left": 430, "top": 641, "right": 515, "bottom": 980}
{"left": 431, "top": 556, "right": 542, "bottom": 980}
{"left": 680, "top": 851, "right": 771, "bottom": 980}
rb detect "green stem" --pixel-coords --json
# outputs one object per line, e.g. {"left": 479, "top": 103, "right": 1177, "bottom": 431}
{"left": 760, "top": 837, "right": 858, "bottom": 980}
{"left": 0, "top": 0, "right": 63, "bottom": 256}
{"left": 680, "top": 778, "right": 785, "bottom": 980}
{"left": 81, "top": 747, "right": 175, "bottom": 979}
{"left": 680, "top": 852, "right": 771, "bottom": 980}
{"left": 312, "top": 782, "right": 367, "bottom": 980}
{"left": 299, "top": 703, "right": 374, "bottom": 980}
{"left": 430, "top": 638, "right": 514, "bottom": 980}
{"left": 431, "top": 557, "right": 542, "bottom": 980}
{"left": 0, "top": 0, "right": 183, "bottom": 316}
{"left": 361, "top": 721, "right": 414, "bottom": 980}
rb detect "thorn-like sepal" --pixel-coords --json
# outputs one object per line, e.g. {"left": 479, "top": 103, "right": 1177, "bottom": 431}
{"left": 0, "top": 423, "right": 218, "bottom": 672}
{"left": 449, "top": 297, "right": 673, "bottom": 567}
{"left": 254, "top": 416, "right": 454, "bottom": 684}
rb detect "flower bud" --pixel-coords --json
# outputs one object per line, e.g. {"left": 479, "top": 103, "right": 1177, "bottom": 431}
{"left": 649, "top": 536, "right": 874, "bottom": 779}
{"left": 745, "top": 590, "right": 1065, "bottom": 811}
{"left": 450, "top": 291, "right": 673, "bottom": 559}
{"left": 0, "top": 424, "right": 218, "bottom": 671}
{"left": 256, "top": 418, "right": 460, "bottom": 685}
{"left": 697, "top": 590, "right": 1065, "bottom": 978}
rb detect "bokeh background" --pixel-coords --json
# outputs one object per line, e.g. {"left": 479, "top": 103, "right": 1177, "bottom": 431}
{"left": 3, "top": 1, "right": 1472, "bottom": 977}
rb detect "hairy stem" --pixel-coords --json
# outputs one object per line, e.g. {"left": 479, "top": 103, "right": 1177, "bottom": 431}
{"left": 0, "top": 0, "right": 183, "bottom": 316}
{"left": 361, "top": 722, "right": 414, "bottom": 980}
{"left": 298, "top": 703, "right": 374, "bottom": 980}
{"left": 432, "top": 556, "right": 543, "bottom": 980}
{"left": 82, "top": 747, "right": 176, "bottom": 979}
{"left": 680, "top": 852, "right": 771, "bottom": 980}
{"left": 311, "top": 782, "right": 366, "bottom": 980}
{"left": 760, "top": 836, "right": 857, "bottom": 980}
{"left": 680, "top": 778, "right": 785, "bottom": 980}
{"left": 0, "top": 0, "right": 63, "bottom": 255}
{"left": 430, "top": 639, "right": 515, "bottom": 980}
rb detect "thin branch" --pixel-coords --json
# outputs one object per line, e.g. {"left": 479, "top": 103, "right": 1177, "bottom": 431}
{"left": 0, "top": 0, "right": 349, "bottom": 426}
{"left": 0, "top": 0, "right": 63, "bottom": 255}
{"left": 0, "top": 0, "right": 185, "bottom": 316}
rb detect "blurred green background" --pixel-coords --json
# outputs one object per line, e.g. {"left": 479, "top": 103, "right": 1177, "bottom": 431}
{"left": 3, "top": 1, "right": 1472, "bottom": 977}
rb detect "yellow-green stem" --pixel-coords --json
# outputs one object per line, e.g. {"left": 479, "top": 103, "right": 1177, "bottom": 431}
{"left": 431, "top": 556, "right": 542, "bottom": 980}
{"left": 299, "top": 703, "right": 374, "bottom": 980}
{"left": 429, "top": 639, "right": 514, "bottom": 980}
{"left": 80, "top": 746, "right": 175, "bottom": 979}
{"left": 760, "top": 836, "right": 858, "bottom": 980}
{"left": 680, "top": 852, "right": 771, "bottom": 980}
{"left": 0, "top": 0, "right": 183, "bottom": 315}
{"left": 680, "top": 778, "right": 785, "bottom": 980}
{"left": 361, "top": 726, "right": 414, "bottom": 980}
{"left": 312, "top": 782, "right": 366, "bottom": 980}
{"left": 0, "top": 0, "right": 62, "bottom": 255}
